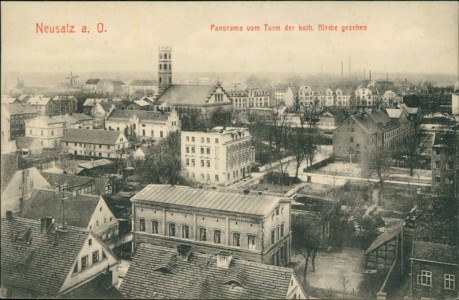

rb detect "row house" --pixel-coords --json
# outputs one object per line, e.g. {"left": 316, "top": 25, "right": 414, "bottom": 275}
{"left": 131, "top": 184, "right": 292, "bottom": 266}
{"left": 25, "top": 114, "right": 89, "bottom": 148}
{"left": 181, "top": 127, "right": 255, "bottom": 186}
{"left": 298, "top": 86, "right": 352, "bottom": 107}
{"left": 333, "top": 108, "right": 413, "bottom": 161}
{"left": 228, "top": 88, "right": 271, "bottom": 111}
{"left": 431, "top": 132, "right": 458, "bottom": 197}
{"left": 26, "top": 96, "right": 59, "bottom": 116}
{"left": 105, "top": 109, "right": 180, "bottom": 143}
{"left": 1, "top": 215, "right": 120, "bottom": 299}
{"left": 120, "top": 244, "right": 307, "bottom": 299}
{"left": 61, "top": 128, "right": 128, "bottom": 159}
{"left": 355, "top": 87, "right": 380, "bottom": 107}
{"left": 1, "top": 103, "right": 39, "bottom": 140}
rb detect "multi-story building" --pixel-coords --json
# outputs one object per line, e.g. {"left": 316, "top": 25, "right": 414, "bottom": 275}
{"left": 2, "top": 103, "right": 39, "bottom": 140}
{"left": 25, "top": 114, "right": 85, "bottom": 148}
{"left": 274, "top": 86, "right": 295, "bottom": 107}
{"left": 410, "top": 241, "right": 458, "bottom": 300}
{"left": 61, "top": 128, "right": 129, "bottom": 159}
{"left": 26, "top": 96, "right": 59, "bottom": 116}
{"left": 52, "top": 95, "right": 78, "bottom": 115}
{"left": 181, "top": 127, "right": 254, "bottom": 186}
{"left": 131, "top": 184, "right": 292, "bottom": 266}
{"left": 333, "top": 108, "right": 413, "bottom": 161}
{"left": 298, "top": 86, "right": 352, "bottom": 107}
{"left": 91, "top": 101, "right": 123, "bottom": 128}
{"left": 431, "top": 132, "right": 459, "bottom": 197}
{"left": 1, "top": 215, "right": 120, "bottom": 299}
{"left": 120, "top": 243, "right": 307, "bottom": 299}
{"left": 228, "top": 90, "right": 249, "bottom": 111}
{"left": 355, "top": 87, "right": 380, "bottom": 107}
{"left": 228, "top": 88, "right": 271, "bottom": 111}
{"left": 105, "top": 109, "right": 180, "bottom": 143}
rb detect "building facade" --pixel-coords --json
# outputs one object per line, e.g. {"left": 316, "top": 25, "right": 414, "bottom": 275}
{"left": 431, "top": 132, "right": 459, "bottom": 197}
{"left": 105, "top": 109, "right": 180, "bottom": 143}
{"left": 26, "top": 96, "right": 58, "bottom": 116}
{"left": 181, "top": 127, "right": 255, "bottom": 186}
{"left": 131, "top": 184, "right": 292, "bottom": 266}
{"left": 52, "top": 96, "right": 78, "bottom": 115}
{"left": 2, "top": 103, "right": 39, "bottom": 140}
{"left": 25, "top": 115, "right": 82, "bottom": 148}
{"left": 61, "top": 128, "right": 129, "bottom": 159}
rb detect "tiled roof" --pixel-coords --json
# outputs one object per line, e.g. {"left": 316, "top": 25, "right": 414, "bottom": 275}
{"left": 61, "top": 128, "right": 123, "bottom": 145}
{"left": 411, "top": 241, "right": 458, "bottom": 265}
{"left": 62, "top": 271, "right": 123, "bottom": 299}
{"left": 156, "top": 84, "right": 220, "bottom": 106}
{"left": 1, "top": 153, "right": 18, "bottom": 193}
{"left": 130, "top": 80, "right": 156, "bottom": 86}
{"left": 41, "top": 172, "right": 109, "bottom": 195}
{"left": 107, "top": 109, "right": 169, "bottom": 122}
{"left": 365, "top": 223, "right": 404, "bottom": 255}
{"left": 133, "top": 99, "right": 150, "bottom": 107}
{"left": 71, "top": 113, "right": 94, "bottom": 122}
{"left": 351, "top": 114, "right": 383, "bottom": 135}
{"left": 20, "top": 189, "right": 101, "bottom": 228}
{"left": 1, "top": 217, "right": 88, "bottom": 296}
{"left": 131, "top": 185, "right": 286, "bottom": 217}
{"left": 16, "top": 136, "right": 40, "bottom": 149}
{"left": 86, "top": 79, "right": 101, "bottom": 85}
{"left": 120, "top": 243, "right": 297, "bottom": 299}
{"left": 27, "top": 96, "right": 52, "bottom": 105}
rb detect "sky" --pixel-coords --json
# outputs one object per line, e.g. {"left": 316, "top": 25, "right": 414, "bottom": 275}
{"left": 2, "top": 1, "right": 458, "bottom": 77}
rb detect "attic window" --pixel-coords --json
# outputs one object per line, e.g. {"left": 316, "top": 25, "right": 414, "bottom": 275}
{"left": 88, "top": 238, "right": 92, "bottom": 246}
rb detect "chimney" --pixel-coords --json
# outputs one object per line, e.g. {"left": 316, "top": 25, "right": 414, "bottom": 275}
{"left": 216, "top": 251, "right": 233, "bottom": 269}
{"left": 40, "top": 216, "right": 53, "bottom": 233}
{"left": 6, "top": 211, "right": 13, "bottom": 221}
{"left": 176, "top": 244, "right": 192, "bottom": 261}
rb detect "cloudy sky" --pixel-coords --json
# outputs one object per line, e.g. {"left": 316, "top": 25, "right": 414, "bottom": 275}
{"left": 2, "top": 1, "right": 458, "bottom": 76}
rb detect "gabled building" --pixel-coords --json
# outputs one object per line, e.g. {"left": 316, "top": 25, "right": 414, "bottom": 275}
{"left": 355, "top": 87, "right": 380, "bottom": 107}
{"left": 1, "top": 167, "right": 50, "bottom": 217}
{"left": 84, "top": 79, "right": 105, "bottom": 93}
{"left": 0, "top": 215, "right": 120, "bottom": 299}
{"left": 120, "top": 243, "right": 307, "bottom": 299}
{"left": 61, "top": 128, "right": 129, "bottom": 159}
{"left": 83, "top": 98, "right": 109, "bottom": 114}
{"left": 131, "top": 184, "right": 292, "bottom": 266}
{"left": 91, "top": 101, "right": 124, "bottom": 128}
{"left": 2, "top": 103, "right": 40, "bottom": 140}
{"left": 27, "top": 96, "right": 58, "bottom": 116}
{"left": 20, "top": 189, "right": 119, "bottom": 241}
{"left": 52, "top": 96, "right": 78, "bottom": 115}
{"left": 126, "top": 99, "right": 150, "bottom": 110}
{"left": 181, "top": 127, "right": 255, "bottom": 185}
{"left": 105, "top": 109, "right": 180, "bottom": 143}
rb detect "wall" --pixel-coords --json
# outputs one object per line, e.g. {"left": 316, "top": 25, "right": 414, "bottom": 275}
{"left": 333, "top": 118, "right": 372, "bottom": 160}
{"left": 88, "top": 197, "right": 119, "bottom": 241}
{"left": 411, "top": 260, "right": 458, "bottom": 300}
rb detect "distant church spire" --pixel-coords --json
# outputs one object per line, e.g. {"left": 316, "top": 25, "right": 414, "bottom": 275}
{"left": 158, "top": 46, "right": 172, "bottom": 88}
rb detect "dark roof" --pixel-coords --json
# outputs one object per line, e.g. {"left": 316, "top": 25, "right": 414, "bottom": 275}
{"left": 41, "top": 172, "right": 109, "bottom": 195}
{"left": 132, "top": 185, "right": 286, "bottom": 217}
{"left": 62, "top": 271, "right": 123, "bottom": 299}
{"left": 4, "top": 103, "right": 39, "bottom": 115}
{"left": 20, "top": 189, "right": 101, "bottom": 228}
{"left": 156, "top": 84, "right": 223, "bottom": 106}
{"left": 111, "top": 80, "right": 125, "bottom": 86}
{"left": 99, "top": 101, "right": 124, "bottom": 112}
{"left": 107, "top": 109, "right": 169, "bottom": 122}
{"left": 411, "top": 241, "right": 458, "bottom": 265}
{"left": 86, "top": 79, "right": 101, "bottom": 85}
{"left": 130, "top": 80, "right": 155, "bottom": 86}
{"left": 1, "top": 153, "right": 18, "bottom": 193}
{"left": 16, "top": 136, "right": 42, "bottom": 149}
{"left": 120, "top": 243, "right": 298, "bottom": 299}
{"left": 71, "top": 113, "right": 94, "bottom": 122}
{"left": 61, "top": 128, "right": 123, "bottom": 145}
{"left": 1, "top": 217, "right": 88, "bottom": 296}
{"left": 365, "top": 223, "right": 404, "bottom": 255}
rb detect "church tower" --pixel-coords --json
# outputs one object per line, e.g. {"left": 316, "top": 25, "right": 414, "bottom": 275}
{"left": 158, "top": 46, "right": 172, "bottom": 88}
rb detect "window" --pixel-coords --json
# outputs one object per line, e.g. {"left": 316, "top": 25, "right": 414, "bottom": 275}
{"left": 186, "top": 147, "right": 189, "bottom": 153}
{"left": 201, "top": 160, "right": 205, "bottom": 167}
{"left": 139, "top": 219, "right": 146, "bottom": 231}
{"left": 350, "top": 137, "right": 354, "bottom": 143}
{"left": 182, "top": 225, "right": 190, "bottom": 238}
{"left": 152, "top": 221, "right": 159, "bottom": 234}
{"left": 160, "top": 131, "right": 163, "bottom": 138}
{"left": 100, "top": 207, "right": 102, "bottom": 212}
{"left": 435, "top": 175, "right": 441, "bottom": 183}
{"left": 88, "top": 238, "right": 92, "bottom": 246}
{"left": 215, "top": 175, "right": 219, "bottom": 182}
{"left": 446, "top": 162, "right": 454, "bottom": 170}
{"left": 215, "top": 138, "right": 219, "bottom": 143}
{"left": 191, "top": 159, "right": 195, "bottom": 167}
{"left": 186, "top": 136, "right": 189, "bottom": 142}
{"left": 73, "top": 262, "right": 78, "bottom": 274}
{"left": 199, "top": 228, "right": 207, "bottom": 241}
{"left": 248, "top": 235, "right": 256, "bottom": 250}
{"left": 207, "top": 138, "right": 210, "bottom": 143}
{"left": 206, "top": 148, "right": 210, "bottom": 155}
{"left": 186, "top": 158, "right": 190, "bottom": 166}
{"left": 280, "top": 224, "right": 284, "bottom": 237}
{"left": 214, "top": 230, "right": 221, "bottom": 244}
{"left": 417, "top": 270, "right": 432, "bottom": 286}
{"left": 51, "top": 130, "right": 54, "bottom": 136}
{"left": 92, "top": 251, "right": 99, "bottom": 264}
{"left": 191, "top": 147, "right": 195, "bottom": 153}
{"left": 169, "top": 223, "right": 176, "bottom": 236}
{"left": 233, "top": 233, "right": 240, "bottom": 246}
{"left": 206, "top": 160, "right": 210, "bottom": 168}
{"left": 81, "top": 256, "right": 88, "bottom": 270}
{"left": 201, "top": 137, "right": 204, "bottom": 143}
{"left": 96, "top": 221, "right": 99, "bottom": 226}
{"left": 271, "top": 230, "right": 275, "bottom": 244}
{"left": 435, "top": 161, "right": 441, "bottom": 169}
{"left": 444, "top": 274, "right": 455, "bottom": 290}
{"left": 192, "top": 137, "right": 195, "bottom": 142}
{"left": 201, "top": 147, "right": 204, "bottom": 154}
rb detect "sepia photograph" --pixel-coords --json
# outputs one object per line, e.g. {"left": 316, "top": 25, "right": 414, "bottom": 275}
{"left": 1, "top": 1, "right": 458, "bottom": 299}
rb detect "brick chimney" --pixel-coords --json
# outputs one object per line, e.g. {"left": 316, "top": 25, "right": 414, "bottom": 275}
{"left": 216, "top": 251, "right": 233, "bottom": 269}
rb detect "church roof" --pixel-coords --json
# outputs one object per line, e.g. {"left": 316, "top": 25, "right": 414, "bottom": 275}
{"left": 156, "top": 84, "right": 224, "bottom": 107}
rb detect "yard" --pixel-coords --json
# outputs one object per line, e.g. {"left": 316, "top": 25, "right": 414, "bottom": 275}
{"left": 291, "top": 247, "right": 366, "bottom": 299}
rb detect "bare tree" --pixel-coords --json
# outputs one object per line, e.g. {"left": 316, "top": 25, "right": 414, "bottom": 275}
{"left": 363, "top": 147, "right": 393, "bottom": 205}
